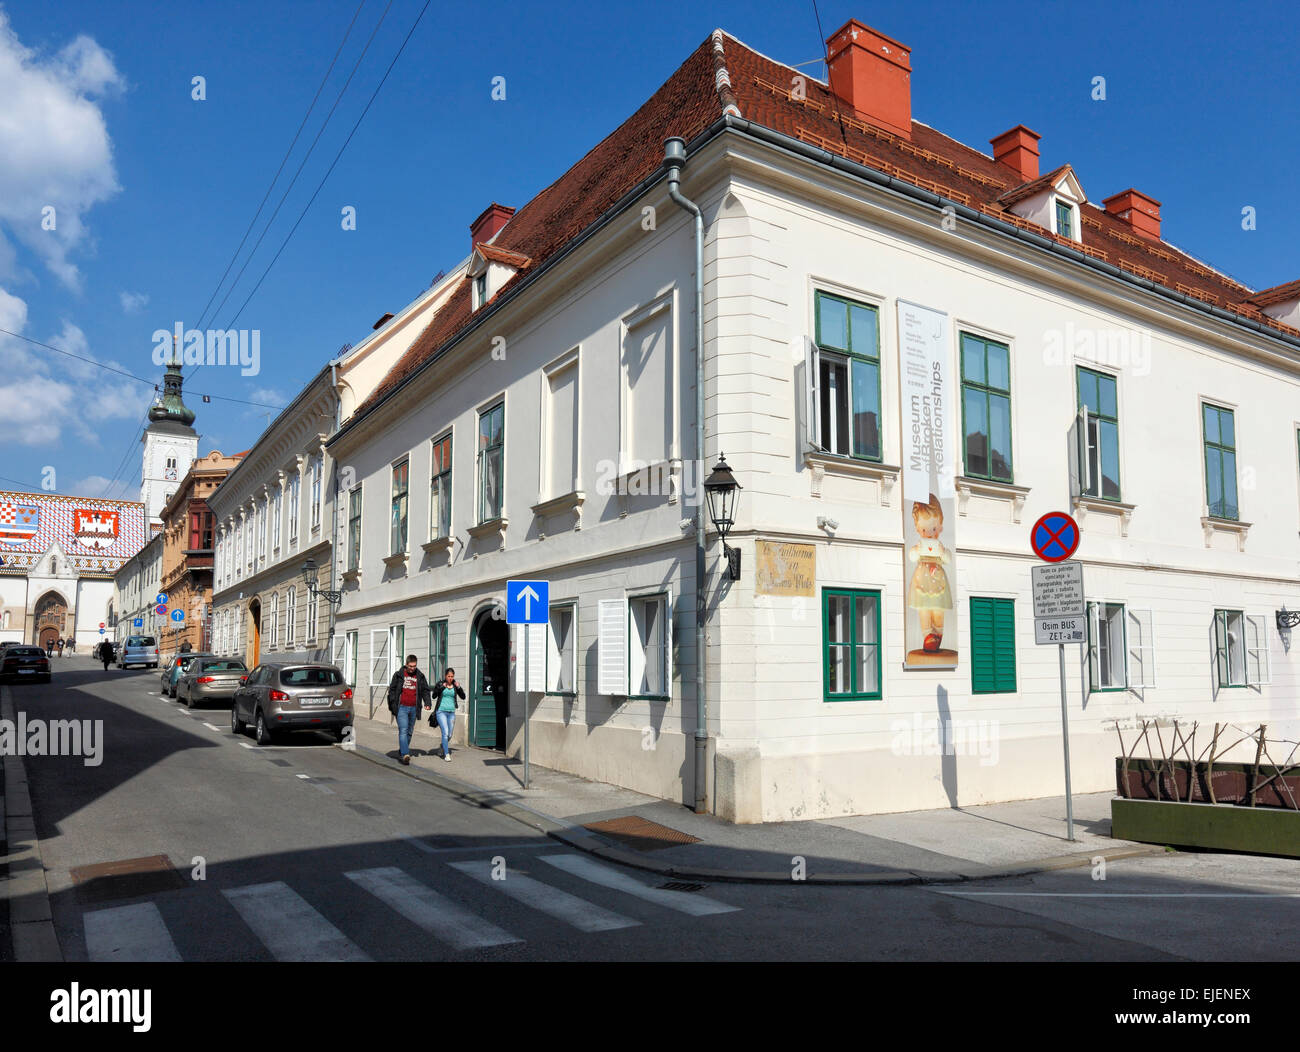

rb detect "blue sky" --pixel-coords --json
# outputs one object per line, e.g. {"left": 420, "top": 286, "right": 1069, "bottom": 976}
{"left": 1, "top": 0, "right": 1296, "bottom": 501}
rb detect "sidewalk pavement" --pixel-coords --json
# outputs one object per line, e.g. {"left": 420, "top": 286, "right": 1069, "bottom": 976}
{"left": 348, "top": 709, "right": 1163, "bottom": 885}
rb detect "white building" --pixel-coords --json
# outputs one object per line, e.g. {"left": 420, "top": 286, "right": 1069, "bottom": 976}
{"left": 110, "top": 532, "right": 163, "bottom": 645}
{"left": 209, "top": 264, "right": 470, "bottom": 667}
{"left": 314, "top": 20, "right": 1299, "bottom": 821}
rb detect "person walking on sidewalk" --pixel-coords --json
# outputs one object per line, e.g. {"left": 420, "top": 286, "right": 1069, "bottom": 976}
{"left": 386, "top": 654, "right": 431, "bottom": 765}
{"left": 432, "top": 667, "right": 465, "bottom": 761}
{"left": 99, "top": 640, "right": 112, "bottom": 672}
{"left": 57, "top": 637, "right": 65, "bottom": 657}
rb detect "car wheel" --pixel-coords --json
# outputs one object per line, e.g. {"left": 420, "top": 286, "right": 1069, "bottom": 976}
{"left": 255, "top": 710, "right": 273, "bottom": 746}
{"left": 231, "top": 705, "right": 245, "bottom": 735}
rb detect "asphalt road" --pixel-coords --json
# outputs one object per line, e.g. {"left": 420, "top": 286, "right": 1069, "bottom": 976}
{"left": 8, "top": 658, "right": 1299, "bottom": 962}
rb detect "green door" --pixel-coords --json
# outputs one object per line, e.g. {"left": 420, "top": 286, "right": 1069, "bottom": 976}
{"left": 470, "top": 610, "right": 508, "bottom": 748}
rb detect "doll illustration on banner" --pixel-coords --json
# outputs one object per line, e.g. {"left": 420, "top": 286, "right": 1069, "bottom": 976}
{"left": 907, "top": 493, "right": 952, "bottom": 652}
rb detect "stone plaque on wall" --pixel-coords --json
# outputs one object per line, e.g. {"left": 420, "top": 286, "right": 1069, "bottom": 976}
{"left": 755, "top": 541, "right": 815, "bottom": 597}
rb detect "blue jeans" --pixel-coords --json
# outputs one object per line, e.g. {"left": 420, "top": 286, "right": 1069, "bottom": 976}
{"left": 396, "top": 704, "right": 419, "bottom": 756}
{"left": 436, "top": 709, "right": 455, "bottom": 755}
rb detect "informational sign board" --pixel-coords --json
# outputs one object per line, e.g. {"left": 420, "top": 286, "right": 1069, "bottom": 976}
{"left": 1034, "top": 616, "right": 1085, "bottom": 646}
{"left": 506, "top": 580, "right": 549, "bottom": 625}
{"left": 133, "top": 618, "right": 143, "bottom": 628}
{"left": 755, "top": 541, "right": 815, "bottom": 597}
{"left": 1031, "top": 562, "right": 1084, "bottom": 619}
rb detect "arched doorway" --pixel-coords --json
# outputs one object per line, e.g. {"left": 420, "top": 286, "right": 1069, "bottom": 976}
{"left": 34, "top": 591, "right": 68, "bottom": 649}
{"left": 469, "top": 605, "right": 509, "bottom": 749}
{"left": 248, "top": 598, "right": 262, "bottom": 666}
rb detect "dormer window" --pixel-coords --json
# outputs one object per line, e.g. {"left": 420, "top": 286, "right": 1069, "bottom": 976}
{"left": 475, "top": 273, "right": 487, "bottom": 309}
{"left": 998, "top": 163, "right": 1087, "bottom": 245}
{"left": 1054, "top": 199, "right": 1075, "bottom": 240}
{"left": 468, "top": 241, "right": 532, "bottom": 313}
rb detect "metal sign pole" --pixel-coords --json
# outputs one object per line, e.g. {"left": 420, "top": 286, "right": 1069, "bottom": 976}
{"left": 523, "top": 624, "right": 530, "bottom": 790}
{"left": 1058, "top": 641, "right": 1074, "bottom": 841}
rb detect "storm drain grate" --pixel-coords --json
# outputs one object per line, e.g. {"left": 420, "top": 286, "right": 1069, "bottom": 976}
{"left": 70, "top": 854, "right": 186, "bottom": 904}
{"left": 582, "top": 816, "right": 702, "bottom": 853}
{"left": 346, "top": 802, "right": 383, "bottom": 817}
{"left": 658, "top": 881, "right": 707, "bottom": 892}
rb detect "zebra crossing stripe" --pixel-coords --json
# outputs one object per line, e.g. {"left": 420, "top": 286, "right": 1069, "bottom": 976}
{"left": 344, "top": 866, "right": 522, "bottom": 950}
{"left": 538, "top": 854, "right": 740, "bottom": 916}
{"left": 448, "top": 860, "right": 640, "bottom": 932}
{"left": 223, "top": 881, "right": 370, "bottom": 961}
{"left": 84, "top": 901, "right": 182, "bottom": 962}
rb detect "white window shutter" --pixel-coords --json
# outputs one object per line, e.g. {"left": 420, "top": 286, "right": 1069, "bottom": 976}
{"left": 1213, "top": 611, "right": 1227, "bottom": 684}
{"left": 546, "top": 615, "right": 561, "bottom": 692}
{"left": 598, "top": 598, "right": 628, "bottom": 695}
{"left": 1246, "top": 615, "right": 1271, "bottom": 685}
{"left": 1126, "top": 608, "right": 1156, "bottom": 688}
{"left": 1068, "top": 406, "right": 1087, "bottom": 500}
{"left": 331, "top": 633, "right": 347, "bottom": 670}
{"left": 804, "top": 337, "right": 822, "bottom": 453}
{"left": 517, "top": 623, "right": 546, "bottom": 693}
{"left": 664, "top": 591, "right": 674, "bottom": 697}
{"left": 369, "top": 628, "right": 389, "bottom": 687}
{"left": 1086, "top": 602, "right": 1100, "bottom": 692}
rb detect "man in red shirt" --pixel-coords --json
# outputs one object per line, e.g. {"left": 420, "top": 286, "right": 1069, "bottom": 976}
{"left": 386, "top": 654, "right": 431, "bottom": 765}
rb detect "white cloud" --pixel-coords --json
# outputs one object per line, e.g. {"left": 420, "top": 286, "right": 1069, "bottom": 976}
{"left": 247, "top": 387, "right": 287, "bottom": 405}
{"left": 0, "top": 289, "right": 141, "bottom": 448}
{"left": 71, "top": 474, "right": 129, "bottom": 499}
{"left": 0, "top": 10, "right": 122, "bottom": 291}
{"left": 119, "top": 290, "right": 148, "bottom": 314}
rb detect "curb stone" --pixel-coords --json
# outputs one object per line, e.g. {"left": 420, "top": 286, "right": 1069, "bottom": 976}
{"left": 343, "top": 741, "right": 1165, "bottom": 886}
{"left": 0, "top": 686, "right": 63, "bottom": 962}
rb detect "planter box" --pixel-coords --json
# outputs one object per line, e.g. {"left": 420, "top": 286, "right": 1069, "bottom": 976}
{"left": 1116, "top": 757, "right": 1300, "bottom": 810}
{"left": 1111, "top": 798, "right": 1300, "bottom": 858}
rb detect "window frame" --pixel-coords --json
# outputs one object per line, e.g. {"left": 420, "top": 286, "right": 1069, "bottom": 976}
{"left": 1214, "top": 608, "right": 1248, "bottom": 688}
{"left": 822, "top": 587, "right": 883, "bottom": 702}
{"left": 959, "top": 331, "right": 1014, "bottom": 483}
{"left": 311, "top": 456, "right": 322, "bottom": 531}
{"left": 430, "top": 432, "right": 452, "bottom": 541}
{"left": 1202, "top": 403, "right": 1239, "bottom": 521}
{"left": 1086, "top": 600, "right": 1128, "bottom": 692}
{"left": 428, "top": 619, "right": 448, "bottom": 684}
{"left": 1054, "top": 198, "right": 1075, "bottom": 240}
{"left": 390, "top": 457, "right": 410, "bottom": 555}
{"left": 627, "top": 592, "right": 670, "bottom": 700}
{"left": 813, "top": 290, "right": 882, "bottom": 462}
{"left": 1076, "top": 365, "right": 1121, "bottom": 501}
{"left": 545, "top": 601, "right": 578, "bottom": 696}
{"left": 285, "top": 586, "right": 296, "bottom": 648}
{"left": 288, "top": 471, "right": 300, "bottom": 545}
{"left": 477, "top": 400, "right": 505, "bottom": 524}
{"left": 347, "top": 485, "right": 362, "bottom": 573}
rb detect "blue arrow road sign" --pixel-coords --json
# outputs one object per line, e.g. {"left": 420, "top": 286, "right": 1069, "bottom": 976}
{"left": 156, "top": 592, "right": 168, "bottom": 605}
{"left": 170, "top": 609, "right": 185, "bottom": 623}
{"left": 506, "top": 580, "right": 549, "bottom": 624}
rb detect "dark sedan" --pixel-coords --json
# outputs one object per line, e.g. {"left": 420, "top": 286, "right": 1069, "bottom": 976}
{"left": 2, "top": 646, "right": 51, "bottom": 683}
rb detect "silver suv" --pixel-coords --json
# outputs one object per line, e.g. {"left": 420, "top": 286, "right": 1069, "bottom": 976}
{"left": 230, "top": 662, "right": 354, "bottom": 746}
{"left": 119, "top": 635, "right": 159, "bottom": 669}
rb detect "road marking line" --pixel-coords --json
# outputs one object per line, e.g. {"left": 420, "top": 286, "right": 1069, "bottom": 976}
{"left": 84, "top": 902, "right": 182, "bottom": 962}
{"left": 344, "top": 866, "right": 521, "bottom": 950}
{"left": 538, "top": 854, "right": 740, "bottom": 916}
{"left": 939, "top": 891, "right": 1300, "bottom": 898}
{"left": 222, "top": 881, "right": 370, "bottom": 961}
{"left": 202, "top": 722, "right": 221, "bottom": 732}
{"left": 296, "top": 774, "right": 310, "bottom": 780}
{"left": 239, "top": 742, "right": 255, "bottom": 749}
{"left": 449, "top": 860, "right": 640, "bottom": 932}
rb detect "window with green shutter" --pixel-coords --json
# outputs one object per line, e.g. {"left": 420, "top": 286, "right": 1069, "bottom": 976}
{"left": 822, "top": 588, "right": 882, "bottom": 701}
{"left": 969, "top": 597, "right": 1016, "bottom": 693}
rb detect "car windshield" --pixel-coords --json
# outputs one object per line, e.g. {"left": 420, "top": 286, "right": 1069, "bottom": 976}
{"left": 200, "top": 660, "right": 246, "bottom": 672}
{"left": 11, "top": 648, "right": 43, "bottom": 657}
{"left": 128, "top": 636, "right": 156, "bottom": 646}
{"left": 280, "top": 667, "right": 342, "bottom": 686}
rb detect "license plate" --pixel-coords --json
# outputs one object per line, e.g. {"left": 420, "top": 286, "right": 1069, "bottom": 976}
{"left": 300, "top": 696, "right": 329, "bottom": 707}
{"left": 18, "top": 669, "right": 33, "bottom": 674}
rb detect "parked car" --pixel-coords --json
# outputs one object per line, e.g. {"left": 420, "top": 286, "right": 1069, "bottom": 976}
{"left": 231, "top": 662, "right": 353, "bottom": 745}
{"left": 177, "top": 657, "right": 247, "bottom": 708}
{"left": 118, "top": 635, "right": 159, "bottom": 670}
{"left": 1, "top": 646, "right": 51, "bottom": 683}
{"left": 160, "top": 652, "right": 213, "bottom": 698}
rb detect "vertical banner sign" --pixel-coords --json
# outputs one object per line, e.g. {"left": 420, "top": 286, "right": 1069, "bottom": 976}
{"left": 898, "top": 300, "right": 958, "bottom": 670}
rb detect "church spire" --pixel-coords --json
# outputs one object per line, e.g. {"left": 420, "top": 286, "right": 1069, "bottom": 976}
{"left": 148, "top": 340, "right": 196, "bottom": 427}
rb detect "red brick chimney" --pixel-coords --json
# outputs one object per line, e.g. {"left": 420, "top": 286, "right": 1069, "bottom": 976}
{"left": 470, "top": 203, "right": 515, "bottom": 250}
{"left": 1103, "top": 189, "right": 1161, "bottom": 240}
{"left": 990, "top": 125, "right": 1040, "bottom": 182}
{"left": 825, "top": 19, "right": 911, "bottom": 140}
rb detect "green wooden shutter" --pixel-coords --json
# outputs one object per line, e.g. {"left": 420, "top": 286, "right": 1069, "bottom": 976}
{"left": 971, "top": 597, "right": 1016, "bottom": 694}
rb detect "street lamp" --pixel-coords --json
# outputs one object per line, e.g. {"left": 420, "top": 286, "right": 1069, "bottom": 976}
{"left": 301, "top": 557, "right": 343, "bottom": 606}
{"left": 703, "top": 453, "right": 742, "bottom": 581}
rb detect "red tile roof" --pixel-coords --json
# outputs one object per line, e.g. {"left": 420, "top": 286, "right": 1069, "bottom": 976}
{"left": 996, "top": 164, "right": 1074, "bottom": 207}
{"left": 350, "top": 29, "right": 1297, "bottom": 423}
{"left": 474, "top": 242, "right": 532, "bottom": 268}
{"left": 1248, "top": 279, "right": 1300, "bottom": 309}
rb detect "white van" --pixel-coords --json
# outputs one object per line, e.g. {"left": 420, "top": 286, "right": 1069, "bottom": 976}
{"left": 119, "top": 635, "right": 160, "bottom": 669}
